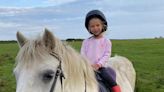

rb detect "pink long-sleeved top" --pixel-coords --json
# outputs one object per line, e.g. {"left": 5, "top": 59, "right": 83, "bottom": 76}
{"left": 81, "top": 36, "right": 112, "bottom": 66}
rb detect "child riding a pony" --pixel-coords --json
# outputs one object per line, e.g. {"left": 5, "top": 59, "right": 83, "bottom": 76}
{"left": 81, "top": 9, "right": 121, "bottom": 92}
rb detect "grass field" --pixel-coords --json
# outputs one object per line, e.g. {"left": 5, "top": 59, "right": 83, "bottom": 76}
{"left": 0, "top": 39, "right": 164, "bottom": 92}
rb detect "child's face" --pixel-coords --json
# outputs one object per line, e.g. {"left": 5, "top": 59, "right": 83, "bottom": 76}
{"left": 88, "top": 18, "right": 103, "bottom": 36}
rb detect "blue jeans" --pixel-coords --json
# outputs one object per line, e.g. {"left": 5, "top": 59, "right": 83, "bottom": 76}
{"left": 98, "top": 67, "right": 117, "bottom": 87}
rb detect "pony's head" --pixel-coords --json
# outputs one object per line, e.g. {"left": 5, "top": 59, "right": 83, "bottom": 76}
{"left": 15, "top": 29, "right": 66, "bottom": 92}
{"left": 14, "top": 29, "right": 98, "bottom": 92}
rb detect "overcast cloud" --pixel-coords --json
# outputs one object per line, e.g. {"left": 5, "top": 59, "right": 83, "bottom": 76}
{"left": 0, "top": 0, "right": 164, "bottom": 40}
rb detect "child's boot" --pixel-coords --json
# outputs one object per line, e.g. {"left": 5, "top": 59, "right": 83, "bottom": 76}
{"left": 112, "top": 85, "right": 121, "bottom": 92}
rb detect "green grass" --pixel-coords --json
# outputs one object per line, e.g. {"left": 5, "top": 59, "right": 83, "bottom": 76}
{"left": 111, "top": 39, "right": 164, "bottom": 92}
{"left": 0, "top": 39, "right": 164, "bottom": 92}
{"left": 0, "top": 42, "right": 18, "bottom": 92}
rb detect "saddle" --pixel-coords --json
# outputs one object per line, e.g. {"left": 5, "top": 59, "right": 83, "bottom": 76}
{"left": 95, "top": 67, "right": 116, "bottom": 92}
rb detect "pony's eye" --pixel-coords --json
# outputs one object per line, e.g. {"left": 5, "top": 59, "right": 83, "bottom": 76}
{"left": 42, "top": 70, "right": 54, "bottom": 82}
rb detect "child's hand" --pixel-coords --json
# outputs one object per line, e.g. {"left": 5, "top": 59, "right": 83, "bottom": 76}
{"left": 91, "top": 64, "right": 101, "bottom": 70}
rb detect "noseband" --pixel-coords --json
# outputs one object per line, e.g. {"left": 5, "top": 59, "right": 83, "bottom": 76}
{"left": 50, "top": 52, "right": 65, "bottom": 92}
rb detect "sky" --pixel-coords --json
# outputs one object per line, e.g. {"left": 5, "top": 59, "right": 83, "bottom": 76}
{"left": 0, "top": 0, "right": 164, "bottom": 40}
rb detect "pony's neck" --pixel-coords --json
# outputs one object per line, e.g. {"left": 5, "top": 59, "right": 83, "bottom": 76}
{"left": 58, "top": 44, "right": 98, "bottom": 91}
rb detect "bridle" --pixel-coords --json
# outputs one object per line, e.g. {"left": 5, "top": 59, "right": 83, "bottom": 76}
{"left": 49, "top": 52, "right": 87, "bottom": 92}
{"left": 49, "top": 52, "right": 65, "bottom": 92}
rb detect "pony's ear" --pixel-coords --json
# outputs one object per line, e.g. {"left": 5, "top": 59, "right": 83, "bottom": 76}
{"left": 16, "top": 31, "right": 27, "bottom": 48}
{"left": 42, "top": 28, "right": 56, "bottom": 51}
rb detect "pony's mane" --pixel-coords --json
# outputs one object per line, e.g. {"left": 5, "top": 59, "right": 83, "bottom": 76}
{"left": 16, "top": 38, "right": 49, "bottom": 67}
{"left": 16, "top": 34, "right": 97, "bottom": 90}
{"left": 50, "top": 38, "right": 97, "bottom": 90}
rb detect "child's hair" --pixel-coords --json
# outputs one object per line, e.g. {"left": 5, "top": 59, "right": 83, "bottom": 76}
{"left": 85, "top": 10, "right": 108, "bottom": 32}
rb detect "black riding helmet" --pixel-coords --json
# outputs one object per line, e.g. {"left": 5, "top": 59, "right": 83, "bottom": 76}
{"left": 85, "top": 10, "right": 108, "bottom": 32}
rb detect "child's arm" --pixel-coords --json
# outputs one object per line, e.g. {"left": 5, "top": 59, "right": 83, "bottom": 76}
{"left": 97, "top": 40, "right": 112, "bottom": 66}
